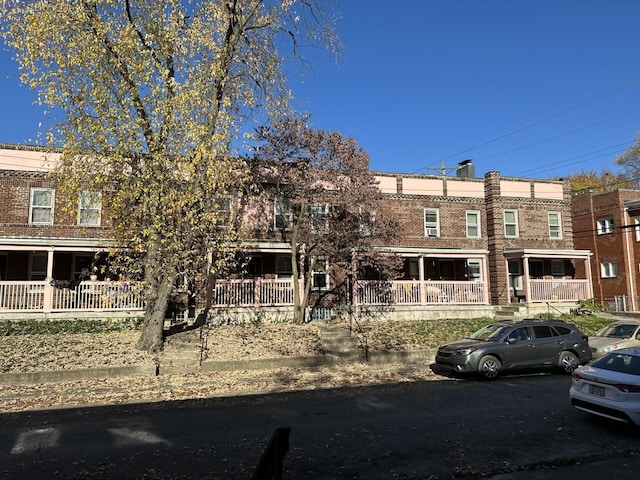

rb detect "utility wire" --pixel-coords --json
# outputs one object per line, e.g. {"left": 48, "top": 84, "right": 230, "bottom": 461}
{"left": 440, "top": 76, "right": 640, "bottom": 162}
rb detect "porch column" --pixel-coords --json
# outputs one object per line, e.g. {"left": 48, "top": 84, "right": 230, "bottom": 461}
{"left": 523, "top": 255, "right": 531, "bottom": 302}
{"left": 481, "top": 256, "right": 489, "bottom": 304}
{"left": 418, "top": 256, "right": 426, "bottom": 305}
{"left": 42, "top": 248, "right": 55, "bottom": 313}
{"left": 584, "top": 256, "right": 594, "bottom": 299}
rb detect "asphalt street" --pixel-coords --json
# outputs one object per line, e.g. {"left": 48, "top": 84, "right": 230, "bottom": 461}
{"left": 1, "top": 372, "right": 639, "bottom": 479}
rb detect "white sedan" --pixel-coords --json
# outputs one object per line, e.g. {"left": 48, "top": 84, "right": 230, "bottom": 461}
{"left": 570, "top": 347, "right": 640, "bottom": 425}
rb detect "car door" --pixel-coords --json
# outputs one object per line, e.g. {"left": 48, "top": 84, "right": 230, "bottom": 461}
{"left": 501, "top": 326, "right": 539, "bottom": 368}
{"left": 530, "top": 325, "right": 564, "bottom": 366}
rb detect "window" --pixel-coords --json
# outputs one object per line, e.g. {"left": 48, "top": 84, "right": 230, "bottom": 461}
{"left": 635, "top": 218, "right": 640, "bottom": 242}
{"left": 275, "top": 256, "right": 292, "bottom": 278}
{"left": 359, "top": 206, "right": 375, "bottom": 236}
{"left": 78, "top": 191, "right": 101, "bottom": 226}
{"left": 424, "top": 208, "right": 440, "bottom": 237}
{"left": 597, "top": 218, "right": 614, "bottom": 235}
{"left": 30, "top": 252, "right": 47, "bottom": 280}
{"left": 30, "top": 188, "right": 54, "bottom": 225}
{"left": 601, "top": 261, "right": 618, "bottom": 278}
{"left": 274, "top": 200, "right": 291, "bottom": 230}
{"left": 214, "top": 197, "right": 232, "bottom": 227}
{"left": 503, "top": 210, "right": 518, "bottom": 238}
{"left": 310, "top": 203, "right": 329, "bottom": 232}
{"left": 409, "top": 259, "right": 419, "bottom": 280}
{"left": 466, "top": 211, "right": 481, "bottom": 238}
{"left": 467, "top": 259, "right": 482, "bottom": 281}
{"left": 551, "top": 261, "right": 565, "bottom": 279}
{"left": 73, "top": 255, "right": 93, "bottom": 280}
{"left": 311, "top": 259, "right": 328, "bottom": 289}
{"left": 548, "top": 212, "right": 561, "bottom": 239}
{"left": 533, "top": 326, "right": 556, "bottom": 338}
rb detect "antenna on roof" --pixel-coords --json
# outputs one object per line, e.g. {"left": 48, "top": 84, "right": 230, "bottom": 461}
{"left": 426, "top": 159, "right": 474, "bottom": 178}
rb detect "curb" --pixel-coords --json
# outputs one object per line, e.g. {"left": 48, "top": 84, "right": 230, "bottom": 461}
{"left": 0, "top": 364, "right": 157, "bottom": 386}
{"left": 0, "top": 351, "right": 437, "bottom": 386}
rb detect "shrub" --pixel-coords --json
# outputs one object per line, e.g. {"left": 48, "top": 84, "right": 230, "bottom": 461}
{"left": 0, "top": 317, "right": 143, "bottom": 336}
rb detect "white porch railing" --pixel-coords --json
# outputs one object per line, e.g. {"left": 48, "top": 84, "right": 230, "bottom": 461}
{"left": 529, "top": 279, "right": 590, "bottom": 303}
{"left": 356, "top": 280, "right": 487, "bottom": 306}
{"left": 213, "top": 278, "right": 296, "bottom": 306}
{"left": 0, "top": 281, "right": 145, "bottom": 313}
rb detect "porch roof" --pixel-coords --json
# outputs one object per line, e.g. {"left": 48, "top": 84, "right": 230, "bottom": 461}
{"left": 377, "top": 246, "right": 488, "bottom": 258}
{"left": 504, "top": 248, "right": 592, "bottom": 260}
{"left": 0, "top": 236, "right": 112, "bottom": 252}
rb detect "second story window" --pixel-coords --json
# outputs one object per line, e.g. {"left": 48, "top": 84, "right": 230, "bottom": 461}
{"left": 310, "top": 203, "right": 329, "bottom": 232}
{"left": 424, "top": 208, "right": 440, "bottom": 237}
{"left": 274, "top": 200, "right": 291, "bottom": 230}
{"left": 548, "top": 212, "right": 562, "bottom": 239}
{"left": 635, "top": 218, "right": 640, "bottom": 242}
{"left": 503, "top": 209, "right": 519, "bottom": 238}
{"left": 214, "top": 197, "right": 232, "bottom": 228}
{"left": 597, "top": 218, "right": 614, "bottom": 235}
{"left": 466, "top": 211, "right": 481, "bottom": 238}
{"left": 30, "top": 188, "right": 54, "bottom": 225}
{"left": 78, "top": 191, "right": 102, "bottom": 226}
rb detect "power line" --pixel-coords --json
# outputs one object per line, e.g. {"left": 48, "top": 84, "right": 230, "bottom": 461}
{"left": 440, "top": 76, "right": 640, "bottom": 162}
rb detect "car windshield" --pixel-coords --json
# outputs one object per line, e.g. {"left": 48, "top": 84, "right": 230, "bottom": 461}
{"left": 595, "top": 324, "right": 637, "bottom": 339}
{"left": 592, "top": 352, "right": 640, "bottom": 375}
{"left": 469, "top": 324, "right": 511, "bottom": 341}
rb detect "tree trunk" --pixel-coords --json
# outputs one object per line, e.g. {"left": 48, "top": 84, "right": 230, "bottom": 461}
{"left": 137, "top": 270, "right": 176, "bottom": 353}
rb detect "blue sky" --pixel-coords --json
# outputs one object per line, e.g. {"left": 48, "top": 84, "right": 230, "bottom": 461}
{"left": 2, "top": 1, "right": 640, "bottom": 180}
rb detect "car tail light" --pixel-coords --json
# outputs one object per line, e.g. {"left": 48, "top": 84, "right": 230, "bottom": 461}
{"left": 614, "top": 383, "right": 640, "bottom": 393}
{"left": 572, "top": 372, "right": 583, "bottom": 381}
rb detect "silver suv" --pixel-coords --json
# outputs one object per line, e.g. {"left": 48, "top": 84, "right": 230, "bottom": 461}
{"left": 433, "top": 319, "right": 592, "bottom": 380}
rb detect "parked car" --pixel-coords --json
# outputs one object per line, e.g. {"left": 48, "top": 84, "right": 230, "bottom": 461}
{"left": 588, "top": 320, "right": 640, "bottom": 359}
{"left": 570, "top": 347, "right": 640, "bottom": 426}
{"left": 433, "top": 319, "right": 592, "bottom": 380}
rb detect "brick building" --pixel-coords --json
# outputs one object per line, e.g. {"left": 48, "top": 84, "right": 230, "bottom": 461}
{"left": 571, "top": 189, "right": 640, "bottom": 310}
{"left": 0, "top": 144, "right": 593, "bottom": 320}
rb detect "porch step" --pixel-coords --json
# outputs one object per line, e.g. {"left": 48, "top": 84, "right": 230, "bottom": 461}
{"left": 318, "top": 324, "right": 361, "bottom": 360}
{"left": 159, "top": 330, "right": 203, "bottom": 373}
{"left": 495, "top": 304, "right": 529, "bottom": 320}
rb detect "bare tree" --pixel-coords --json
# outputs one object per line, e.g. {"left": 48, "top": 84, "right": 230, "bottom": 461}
{"left": 252, "top": 116, "right": 401, "bottom": 323}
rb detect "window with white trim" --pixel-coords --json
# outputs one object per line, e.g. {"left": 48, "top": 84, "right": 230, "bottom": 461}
{"left": 467, "top": 259, "right": 482, "bottom": 281}
{"left": 424, "top": 208, "right": 440, "bottom": 237}
{"left": 214, "top": 197, "right": 232, "bottom": 228}
{"left": 597, "top": 218, "right": 614, "bottom": 235}
{"left": 30, "top": 188, "right": 54, "bottom": 225}
{"left": 600, "top": 261, "right": 618, "bottom": 278}
{"left": 311, "top": 258, "right": 329, "bottom": 289}
{"left": 503, "top": 209, "right": 519, "bottom": 238}
{"left": 274, "top": 200, "right": 291, "bottom": 230}
{"left": 548, "top": 212, "right": 561, "bottom": 239}
{"left": 78, "top": 191, "right": 102, "bottom": 226}
{"left": 311, "top": 203, "right": 329, "bottom": 232}
{"left": 466, "top": 210, "right": 481, "bottom": 238}
{"left": 635, "top": 218, "right": 640, "bottom": 242}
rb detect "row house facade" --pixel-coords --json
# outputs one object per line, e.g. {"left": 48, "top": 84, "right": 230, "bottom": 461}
{"left": 0, "top": 145, "right": 593, "bottom": 321}
{"left": 571, "top": 188, "right": 640, "bottom": 311}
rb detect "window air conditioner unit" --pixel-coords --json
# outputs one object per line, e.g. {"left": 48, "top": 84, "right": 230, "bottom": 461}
{"left": 426, "top": 227, "right": 438, "bottom": 237}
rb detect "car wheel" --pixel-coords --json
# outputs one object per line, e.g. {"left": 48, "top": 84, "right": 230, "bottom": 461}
{"left": 558, "top": 351, "right": 579, "bottom": 374}
{"left": 478, "top": 355, "right": 501, "bottom": 380}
